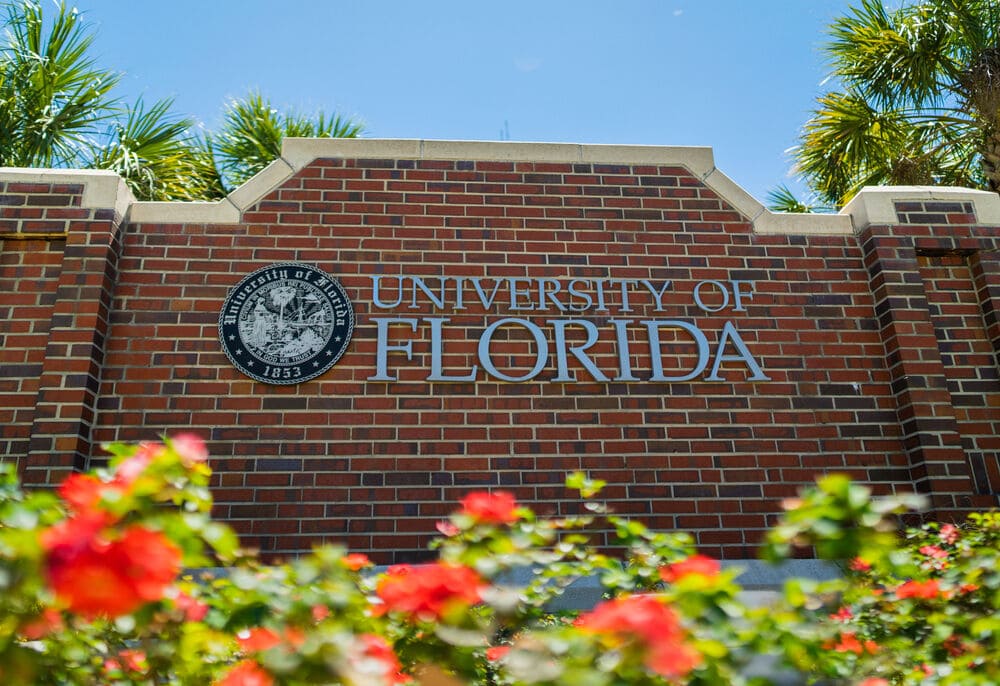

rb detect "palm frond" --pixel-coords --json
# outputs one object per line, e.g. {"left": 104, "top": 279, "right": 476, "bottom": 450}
{"left": 826, "top": 0, "right": 954, "bottom": 109}
{"left": 765, "top": 185, "right": 836, "bottom": 214}
{"left": 214, "top": 91, "right": 363, "bottom": 190}
{"left": 0, "top": 0, "right": 117, "bottom": 167}
{"left": 90, "top": 98, "right": 226, "bottom": 201}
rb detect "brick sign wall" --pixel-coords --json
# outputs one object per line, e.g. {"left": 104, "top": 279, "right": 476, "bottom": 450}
{"left": 2, "top": 141, "right": 999, "bottom": 563}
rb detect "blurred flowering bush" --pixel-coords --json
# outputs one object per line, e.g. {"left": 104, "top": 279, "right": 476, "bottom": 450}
{"left": 0, "top": 439, "right": 998, "bottom": 685}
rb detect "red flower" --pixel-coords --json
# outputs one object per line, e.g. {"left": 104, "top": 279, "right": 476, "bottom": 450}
{"left": 19, "top": 608, "right": 63, "bottom": 640}
{"left": 825, "top": 632, "right": 878, "bottom": 655}
{"left": 168, "top": 433, "right": 208, "bottom": 467}
{"left": 343, "top": 553, "right": 371, "bottom": 571}
{"left": 859, "top": 679, "right": 889, "bottom": 686}
{"left": 312, "top": 604, "right": 330, "bottom": 622}
{"left": 829, "top": 606, "right": 853, "bottom": 622}
{"left": 435, "top": 520, "right": 460, "bottom": 537}
{"left": 458, "top": 491, "right": 520, "bottom": 525}
{"left": 849, "top": 557, "right": 872, "bottom": 573}
{"left": 57, "top": 441, "right": 174, "bottom": 517}
{"left": 659, "top": 554, "right": 720, "bottom": 583}
{"left": 119, "top": 649, "right": 147, "bottom": 673}
{"left": 114, "top": 442, "right": 164, "bottom": 486}
{"left": 174, "top": 591, "right": 209, "bottom": 622}
{"left": 59, "top": 473, "right": 114, "bottom": 513}
{"left": 646, "top": 640, "right": 703, "bottom": 680}
{"left": 216, "top": 660, "right": 273, "bottom": 686}
{"left": 374, "top": 563, "right": 484, "bottom": 622}
{"left": 41, "top": 517, "right": 181, "bottom": 617}
{"left": 896, "top": 579, "right": 940, "bottom": 600}
{"left": 919, "top": 545, "right": 948, "bottom": 560}
{"left": 939, "top": 523, "right": 959, "bottom": 545}
{"left": 576, "top": 595, "right": 701, "bottom": 678}
{"left": 943, "top": 634, "right": 967, "bottom": 657}
{"left": 486, "top": 645, "right": 510, "bottom": 662}
{"left": 236, "top": 627, "right": 282, "bottom": 652}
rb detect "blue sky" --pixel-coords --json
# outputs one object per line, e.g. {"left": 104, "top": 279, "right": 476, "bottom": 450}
{"left": 74, "top": 0, "right": 853, "bottom": 204}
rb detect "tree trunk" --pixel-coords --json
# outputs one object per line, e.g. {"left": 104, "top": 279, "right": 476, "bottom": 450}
{"left": 982, "top": 129, "right": 1000, "bottom": 193}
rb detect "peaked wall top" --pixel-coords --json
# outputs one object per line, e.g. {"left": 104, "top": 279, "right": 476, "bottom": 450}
{"left": 6, "top": 139, "right": 1000, "bottom": 233}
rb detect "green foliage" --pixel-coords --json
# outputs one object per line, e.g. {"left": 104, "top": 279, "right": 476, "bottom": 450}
{"left": 0, "top": 1, "right": 362, "bottom": 201}
{"left": 786, "top": 0, "right": 1000, "bottom": 208}
{"left": 762, "top": 474, "right": 926, "bottom": 563}
{"left": 0, "top": 0, "right": 117, "bottom": 168}
{"left": 213, "top": 91, "right": 362, "bottom": 190}
{"left": 1, "top": 445, "right": 998, "bottom": 685}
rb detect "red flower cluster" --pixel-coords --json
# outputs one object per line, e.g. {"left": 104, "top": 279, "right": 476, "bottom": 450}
{"left": 485, "top": 645, "right": 510, "bottom": 662}
{"left": 236, "top": 626, "right": 306, "bottom": 653}
{"left": 458, "top": 490, "right": 520, "bottom": 525}
{"left": 39, "top": 437, "right": 203, "bottom": 617}
{"left": 19, "top": 607, "right": 63, "bottom": 640}
{"left": 896, "top": 579, "right": 941, "bottom": 600}
{"left": 173, "top": 590, "right": 209, "bottom": 622}
{"left": 41, "top": 514, "right": 181, "bottom": 617}
{"left": 659, "top": 554, "right": 720, "bottom": 583}
{"left": 829, "top": 606, "right": 853, "bottom": 622}
{"left": 919, "top": 545, "right": 948, "bottom": 560}
{"left": 59, "top": 434, "right": 207, "bottom": 514}
{"left": 104, "top": 649, "right": 148, "bottom": 675}
{"left": 575, "top": 595, "right": 701, "bottom": 678}
{"left": 825, "top": 631, "right": 879, "bottom": 655}
{"left": 938, "top": 523, "right": 959, "bottom": 545}
{"left": 216, "top": 660, "right": 273, "bottom": 686}
{"left": 919, "top": 544, "right": 949, "bottom": 570}
{"left": 342, "top": 553, "right": 371, "bottom": 571}
{"left": 374, "top": 563, "right": 485, "bottom": 622}
{"left": 236, "top": 627, "right": 283, "bottom": 652}
{"left": 849, "top": 557, "right": 872, "bottom": 572}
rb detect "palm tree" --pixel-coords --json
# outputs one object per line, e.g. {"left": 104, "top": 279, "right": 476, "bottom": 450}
{"left": 0, "top": 0, "right": 117, "bottom": 168}
{"left": 2, "top": 1, "right": 362, "bottom": 200}
{"left": 781, "top": 0, "right": 1000, "bottom": 209}
{"left": 0, "top": 1, "right": 221, "bottom": 199}
{"left": 212, "top": 91, "right": 363, "bottom": 191}
{"left": 90, "top": 98, "right": 227, "bottom": 201}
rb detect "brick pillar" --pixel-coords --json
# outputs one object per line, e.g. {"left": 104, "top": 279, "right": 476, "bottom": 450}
{"left": 973, "top": 249, "right": 1000, "bottom": 379}
{"left": 846, "top": 189, "right": 1000, "bottom": 513}
{"left": 0, "top": 170, "right": 135, "bottom": 486}
{"left": 968, "top": 249, "right": 1000, "bottom": 494}
{"left": 859, "top": 228, "right": 973, "bottom": 508}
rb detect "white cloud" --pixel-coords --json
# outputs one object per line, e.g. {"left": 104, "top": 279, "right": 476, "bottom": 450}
{"left": 514, "top": 57, "right": 542, "bottom": 72}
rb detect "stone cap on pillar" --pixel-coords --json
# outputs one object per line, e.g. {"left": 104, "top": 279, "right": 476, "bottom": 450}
{"left": 841, "top": 185, "right": 1000, "bottom": 231}
{"left": 0, "top": 167, "right": 134, "bottom": 232}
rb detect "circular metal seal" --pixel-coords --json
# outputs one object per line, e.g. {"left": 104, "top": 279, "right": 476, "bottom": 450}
{"left": 218, "top": 263, "right": 354, "bottom": 384}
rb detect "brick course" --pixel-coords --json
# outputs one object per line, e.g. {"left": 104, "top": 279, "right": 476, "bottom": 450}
{"left": 2, "top": 143, "right": 999, "bottom": 562}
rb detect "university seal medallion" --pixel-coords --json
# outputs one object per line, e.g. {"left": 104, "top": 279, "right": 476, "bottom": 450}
{"left": 219, "top": 264, "right": 354, "bottom": 384}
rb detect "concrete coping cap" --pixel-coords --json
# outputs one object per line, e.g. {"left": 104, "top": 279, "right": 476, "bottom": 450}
{"left": 5, "top": 143, "right": 1000, "bottom": 234}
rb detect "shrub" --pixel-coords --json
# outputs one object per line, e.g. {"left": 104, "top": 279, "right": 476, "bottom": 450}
{"left": 0, "top": 438, "right": 997, "bottom": 685}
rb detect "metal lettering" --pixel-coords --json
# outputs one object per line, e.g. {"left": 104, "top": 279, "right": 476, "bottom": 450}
{"left": 368, "top": 317, "right": 418, "bottom": 381}
{"left": 478, "top": 318, "right": 547, "bottom": 382}
{"left": 706, "top": 321, "right": 771, "bottom": 381}
{"left": 427, "top": 317, "right": 477, "bottom": 382}
{"left": 549, "top": 319, "right": 608, "bottom": 382}
{"left": 644, "top": 319, "right": 709, "bottom": 382}
{"left": 692, "top": 280, "right": 730, "bottom": 313}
